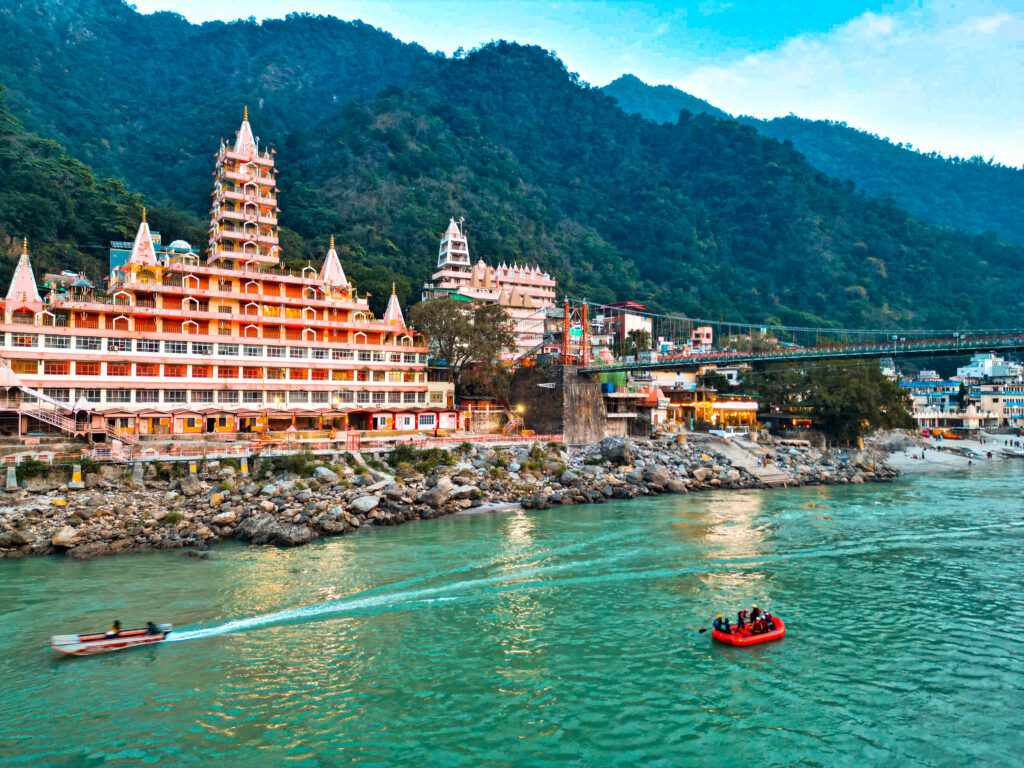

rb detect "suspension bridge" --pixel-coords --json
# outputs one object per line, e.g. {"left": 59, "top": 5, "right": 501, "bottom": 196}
{"left": 552, "top": 299, "right": 1024, "bottom": 373}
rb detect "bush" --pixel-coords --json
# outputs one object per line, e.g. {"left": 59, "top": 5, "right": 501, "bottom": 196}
{"left": 17, "top": 457, "right": 49, "bottom": 481}
{"left": 366, "top": 458, "right": 384, "bottom": 470}
{"left": 489, "top": 467, "right": 505, "bottom": 479}
{"left": 163, "top": 511, "right": 183, "bottom": 526}
{"left": 583, "top": 456, "right": 605, "bottom": 466}
{"left": 79, "top": 456, "right": 101, "bottom": 475}
{"left": 389, "top": 444, "right": 454, "bottom": 473}
{"left": 388, "top": 443, "right": 419, "bottom": 467}
{"left": 272, "top": 448, "right": 316, "bottom": 477}
{"left": 216, "top": 480, "right": 232, "bottom": 491}
{"left": 459, "top": 441, "right": 474, "bottom": 454}
{"left": 220, "top": 458, "right": 240, "bottom": 471}
{"left": 530, "top": 443, "right": 546, "bottom": 462}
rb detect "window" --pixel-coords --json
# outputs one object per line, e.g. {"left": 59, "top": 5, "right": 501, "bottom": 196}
{"left": 288, "top": 391, "right": 308, "bottom": 403}
{"left": 243, "top": 367, "right": 262, "bottom": 379}
{"left": 12, "top": 334, "right": 38, "bottom": 348}
{"left": 358, "top": 351, "right": 371, "bottom": 362}
{"left": 108, "top": 362, "right": 131, "bottom": 377}
{"left": 337, "top": 391, "right": 353, "bottom": 403}
{"left": 42, "top": 361, "right": 69, "bottom": 375}
{"left": 136, "top": 339, "right": 159, "bottom": 353}
{"left": 45, "top": 335, "right": 70, "bottom": 349}
{"left": 11, "top": 359, "right": 36, "bottom": 374}
{"left": 164, "top": 364, "right": 186, "bottom": 378}
{"left": 372, "top": 352, "right": 384, "bottom": 362}
{"left": 267, "top": 346, "right": 284, "bottom": 358}
{"left": 419, "top": 354, "right": 428, "bottom": 364}
{"left": 106, "top": 389, "right": 131, "bottom": 403}
{"left": 192, "top": 342, "right": 213, "bottom": 356}
{"left": 373, "top": 371, "right": 386, "bottom": 382}
{"left": 137, "top": 363, "right": 159, "bottom": 377}
{"left": 266, "top": 368, "right": 285, "bottom": 380}
{"left": 218, "top": 344, "right": 239, "bottom": 356}
{"left": 312, "top": 348, "right": 326, "bottom": 360}
{"left": 217, "top": 390, "right": 239, "bottom": 403}
{"left": 267, "top": 391, "right": 286, "bottom": 404}
{"left": 217, "top": 366, "right": 238, "bottom": 379}
{"left": 191, "top": 390, "right": 213, "bottom": 404}
{"left": 75, "top": 336, "right": 101, "bottom": 351}
{"left": 311, "top": 392, "right": 328, "bottom": 403}
{"left": 417, "top": 392, "right": 426, "bottom": 403}
{"left": 166, "top": 341, "right": 188, "bottom": 354}
{"left": 76, "top": 361, "right": 100, "bottom": 376}
{"left": 191, "top": 365, "right": 212, "bottom": 378}
{"left": 243, "top": 391, "right": 262, "bottom": 404}
{"left": 136, "top": 389, "right": 159, "bottom": 403}
{"left": 289, "top": 347, "right": 306, "bottom": 359}
{"left": 78, "top": 389, "right": 101, "bottom": 402}
{"left": 165, "top": 390, "right": 187, "bottom": 404}
{"left": 390, "top": 354, "right": 402, "bottom": 363}
{"left": 332, "top": 349, "right": 354, "bottom": 361}
{"left": 388, "top": 392, "right": 402, "bottom": 403}
{"left": 430, "top": 391, "right": 443, "bottom": 404}
{"left": 356, "top": 391, "right": 370, "bottom": 404}
{"left": 372, "top": 392, "right": 385, "bottom": 405}
{"left": 244, "top": 345, "right": 263, "bottom": 357}
{"left": 42, "top": 388, "right": 70, "bottom": 401}
{"left": 388, "top": 371, "right": 402, "bottom": 382}
{"left": 403, "top": 392, "right": 417, "bottom": 403}
{"left": 419, "top": 413, "right": 436, "bottom": 427}
{"left": 107, "top": 338, "right": 130, "bottom": 352}
{"left": 404, "top": 353, "right": 416, "bottom": 363}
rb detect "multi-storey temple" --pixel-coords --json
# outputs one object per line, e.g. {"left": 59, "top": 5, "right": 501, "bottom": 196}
{"left": 0, "top": 110, "right": 457, "bottom": 442}
{"left": 421, "top": 218, "right": 556, "bottom": 359}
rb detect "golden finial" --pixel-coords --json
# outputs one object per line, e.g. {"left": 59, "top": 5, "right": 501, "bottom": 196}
{"left": 329, "top": 234, "right": 335, "bottom": 250}
{"left": 22, "top": 237, "right": 28, "bottom": 256}
{"left": 243, "top": 105, "right": 249, "bottom": 122}
{"left": 141, "top": 206, "right": 146, "bottom": 223}
{"left": 391, "top": 282, "right": 396, "bottom": 296}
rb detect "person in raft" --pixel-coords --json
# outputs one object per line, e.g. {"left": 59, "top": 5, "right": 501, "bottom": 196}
{"left": 146, "top": 621, "right": 160, "bottom": 635}
{"left": 712, "top": 614, "right": 732, "bottom": 633}
{"left": 107, "top": 620, "right": 123, "bottom": 637}
{"left": 736, "top": 609, "right": 749, "bottom": 630}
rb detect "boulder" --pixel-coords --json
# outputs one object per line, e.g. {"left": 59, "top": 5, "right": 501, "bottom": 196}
{"left": 560, "top": 470, "right": 579, "bottom": 484}
{"left": 234, "top": 515, "right": 314, "bottom": 547}
{"left": 313, "top": 466, "right": 339, "bottom": 483}
{"left": 261, "top": 484, "right": 278, "bottom": 496}
{"left": 351, "top": 495, "right": 381, "bottom": 514}
{"left": 691, "top": 467, "right": 710, "bottom": 482}
{"left": 179, "top": 474, "right": 201, "bottom": 497}
{"left": 0, "top": 530, "right": 36, "bottom": 547}
{"left": 418, "top": 478, "right": 452, "bottom": 509}
{"left": 600, "top": 437, "right": 634, "bottom": 465}
{"left": 210, "top": 492, "right": 225, "bottom": 508}
{"left": 642, "top": 466, "right": 670, "bottom": 486}
{"left": 52, "top": 525, "right": 80, "bottom": 548}
{"left": 449, "top": 485, "right": 478, "bottom": 500}
{"left": 211, "top": 510, "right": 237, "bottom": 526}
{"left": 666, "top": 479, "right": 688, "bottom": 494}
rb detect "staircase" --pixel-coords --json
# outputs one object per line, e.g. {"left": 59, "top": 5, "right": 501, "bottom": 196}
{"left": 714, "top": 438, "right": 794, "bottom": 488}
{"left": 502, "top": 412, "right": 524, "bottom": 435}
{"left": 16, "top": 400, "right": 137, "bottom": 446}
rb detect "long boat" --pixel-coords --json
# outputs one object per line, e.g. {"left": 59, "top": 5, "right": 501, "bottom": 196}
{"left": 51, "top": 624, "right": 172, "bottom": 656}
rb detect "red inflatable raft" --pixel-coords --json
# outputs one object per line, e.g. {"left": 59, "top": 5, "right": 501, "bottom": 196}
{"left": 712, "top": 617, "right": 786, "bottom": 646}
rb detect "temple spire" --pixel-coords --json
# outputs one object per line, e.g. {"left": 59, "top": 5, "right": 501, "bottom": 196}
{"left": 234, "top": 105, "right": 257, "bottom": 154}
{"left": 319, "top": 235, "right": 348, "bottom": 287}
{"left": 383, "top": 285, "right": 405, "bottom": 328}
{"left": 128, "top": 214, "right": 158, "bottom": 266}
{"left": 6, "top": 238, "right": 42, "bottom": 304}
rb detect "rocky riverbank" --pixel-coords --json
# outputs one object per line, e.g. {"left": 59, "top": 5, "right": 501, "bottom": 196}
{"left": 0, "top": 435, "right": 898, "bottom": 561}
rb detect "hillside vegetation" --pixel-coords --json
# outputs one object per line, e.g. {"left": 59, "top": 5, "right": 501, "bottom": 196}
{"left": 0, "top": 1, "right": 1021, "bottom": 328}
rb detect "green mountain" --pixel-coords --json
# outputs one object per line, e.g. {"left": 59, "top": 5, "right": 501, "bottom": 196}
{"left": 602, "top": 74, "right": 731, "bottom": 123}
{"left": 601, "top": 74, "right": 1024, "bottom": 247}
{"left": 1, "top": 1, "right": 1022, "bottom": 329}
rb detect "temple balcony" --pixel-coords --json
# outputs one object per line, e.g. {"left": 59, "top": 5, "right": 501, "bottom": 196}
{"left": 218, "top": 209, "right": 278, "bottom": 227}
{"left": 221, "top": 149, "right": 274, "bottom": 166}
{"left": 222, "top": 169, "right": 275, "bottom": 185}
{"left": 217, "top": 189, "right": 277, "bottom": 207}
{"left": 212, "top": 227, "right": 279, "bottom": 246}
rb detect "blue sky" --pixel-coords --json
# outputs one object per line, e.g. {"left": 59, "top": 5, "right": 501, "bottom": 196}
{"left": 131, "top": 1, "right": 1023, "bottom": 166}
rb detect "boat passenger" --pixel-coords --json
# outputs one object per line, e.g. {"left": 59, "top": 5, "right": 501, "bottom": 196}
{"left": 146, "top": 621, "right": 159, "bottom": 635}
{"left": 107, "top": 620, "right": 122, "bottom": 637}
{"left": 750, "top": 606, "right": 762, "bottom": 622}
{"left": 712, "top": 614, "right": 731, "bottom": 633}
{"left": 736, "top": 610, "right": 748, "bottom": 630}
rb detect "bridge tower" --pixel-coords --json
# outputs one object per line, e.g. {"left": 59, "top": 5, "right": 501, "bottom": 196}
{"left": 561, "top": 299, "right": 590, "bottom": 366}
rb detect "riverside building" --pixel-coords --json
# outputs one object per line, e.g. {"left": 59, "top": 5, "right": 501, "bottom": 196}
{"left": 0, "top": 110, "right": 457, "bottom": 442}
{"left": 421, "top": 218, "right": 556, "bottom": 360}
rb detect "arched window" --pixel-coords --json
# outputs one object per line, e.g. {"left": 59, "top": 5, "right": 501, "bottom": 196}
{"left": 184, "top": 297, "right": 200, "bottom": 312}
{"left": 244, "top": 324, "right": 260, "bottom": 338}
{"left": 112, "top": 315, "right": 130, "bottom": 331}
{"left": 354, "top": 332, "right": 367, "bottom": 344}
{"left": 184, "top": 275, "right": 200, "bottom": 290}
{"left": 183, "top": 320, "right": 200, "bottom": 335}
{"left": 303, "top": 329, "right": 317, "bottom": 342}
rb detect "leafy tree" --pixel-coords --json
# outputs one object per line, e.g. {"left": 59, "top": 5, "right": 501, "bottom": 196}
{"left": 627, "top": 328, "right": 651, "bottom": 355}
{"left": 698, "top": 370, "right": 731, "bottom": 391}
{"left": 409, "top": 298, "right": 514, "bottom": 393}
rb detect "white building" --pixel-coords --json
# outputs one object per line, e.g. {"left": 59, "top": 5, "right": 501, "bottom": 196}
{"left": 956, "top": 354, "right": 1023, "bottom": 381}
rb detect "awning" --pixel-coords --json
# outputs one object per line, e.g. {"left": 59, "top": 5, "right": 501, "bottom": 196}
{"left": 100, "top": 410, "right": 138, "bottom": 419}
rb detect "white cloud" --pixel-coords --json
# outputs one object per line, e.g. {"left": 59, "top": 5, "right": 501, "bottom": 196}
{"left": 675, "top": 7, "right": 1024, "bottom": 166}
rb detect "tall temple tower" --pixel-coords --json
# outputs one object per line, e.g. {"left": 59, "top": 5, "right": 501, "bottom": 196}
{"left": 437, "top": 218, "right": 470, "bottom": 271}
{"left": 208, "top": 106, "right": 280, "bottom": 266}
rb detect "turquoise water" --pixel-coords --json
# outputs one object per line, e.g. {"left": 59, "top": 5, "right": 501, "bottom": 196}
{"left": 1, "top": 465, "right": 1021, "bottom": 766}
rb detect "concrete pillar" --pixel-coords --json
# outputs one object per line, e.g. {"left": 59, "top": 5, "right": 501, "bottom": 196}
{"left": 240, "top": 457, "right": 249, "bottom": 475}
{"left": 132, "top": 462, "right": 145, "bottom": 484}
{"left": 189, "top": 462, "right": 198, "bottom": 476}
{"left": 69, "top": 464, "right": 85, "bottom": 490}
{"left": 6, "top": 466, "right": 17, "bottom": 491}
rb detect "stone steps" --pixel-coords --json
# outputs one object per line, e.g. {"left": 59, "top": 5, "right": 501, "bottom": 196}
{"left": 713, "top": 439, "right": 794, "bottom": 488}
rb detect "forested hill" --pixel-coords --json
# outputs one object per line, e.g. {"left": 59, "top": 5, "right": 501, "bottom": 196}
{"left": 1, "top": 1, "right": 1023, "bottom": 329}
{"left": 602, "top": 75, "right": 730, "bottom": 123}
{"left": 601, "top": 75, "right": 1024, "bottom": 246}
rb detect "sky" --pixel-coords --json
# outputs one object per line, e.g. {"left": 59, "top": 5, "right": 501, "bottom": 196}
{"left": 131, "top": 0, "right": 1023, "bottom": 166}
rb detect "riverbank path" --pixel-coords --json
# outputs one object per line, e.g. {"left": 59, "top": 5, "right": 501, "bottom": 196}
{"left": 712, "top": 437, "right": 794, "bottom": 488}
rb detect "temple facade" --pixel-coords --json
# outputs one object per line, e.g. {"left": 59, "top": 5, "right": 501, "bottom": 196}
{"left": 421, "top": 218, "right": 556, "bottom": 359}
{"left": 0, "top": 111, "right": 458, "bottom": 441}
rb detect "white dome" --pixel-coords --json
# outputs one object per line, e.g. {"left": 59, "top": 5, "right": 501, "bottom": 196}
{"left": 169, "top": 240, "right": 192, "bottom": 251}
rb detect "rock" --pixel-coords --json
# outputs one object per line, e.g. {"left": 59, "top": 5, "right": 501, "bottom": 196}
{"left": 313, "top": 466, "right": 339, "bottom": 483}
{"left": 667, "top": 479, "right": 688, "bottom": 493}
{"left": 211, "top": 510, "right": 237, "bottom": 526}
{"left": 218, "top": 467, "right": 236, "bottom": 478}
{"left": 508, "top": 462, "right": 521, "bottom": 472}
{"left": 365, "top": 479, "right": 392, "bottom": 493}
{"left": 184, "top": 549, "right": 210, "bottom": 560}
{"left": 210, "top": 492, "right": 225, "bottom": 508}
{"left": 642, "top": 466, "right": 670, "bottom": 486}
{"left": 351, "top": 495, "right": 380, "bottom": 513}
{"left": 560, "top": 470, "right": 579, "bottom": 484}
{"left": 261, "top": 484, "right": 278, "bottom": 496}
{"left": 600, "top": 437, "right": 634, "bottom": 465}
{"left": 852, "top": 452, "right": 875, "bottom": 471}
{"left": 691, "top": 467, "right": 710, "bottom": 482}
{"left": 234, "top": 515, "right": 314, "bottom": 547}
{"left": 0, "top": 530, "right": 36, "bottom": 547}
{"left": 449, "top": 485, "right": 477, "bottom": 500}
{"left": 179, "top": 474, "right": 201, "bottom": 497}
{"left": 850, "top": 473, "right": 866, "bottom": 484}
{"left": 52, "top": 525, "right": 80, "bottom": 548}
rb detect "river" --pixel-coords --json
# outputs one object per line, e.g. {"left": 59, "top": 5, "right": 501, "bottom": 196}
{"left": 1, "top": 464, "right": 1021, "bottom": 766}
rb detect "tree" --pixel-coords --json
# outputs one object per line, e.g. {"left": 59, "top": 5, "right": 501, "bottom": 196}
{"left": 626, "top": 328, "right": 651, "bottom": 355}
{"left": 698, "top": 370, "right": 731, "bottom": 391}
{"left": 409, "top": 298, "right": 515, "bottom": 393}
